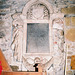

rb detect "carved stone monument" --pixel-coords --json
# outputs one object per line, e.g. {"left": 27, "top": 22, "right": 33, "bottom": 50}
{"left": 11, "top": 0, "right": 65, "bottom": 74}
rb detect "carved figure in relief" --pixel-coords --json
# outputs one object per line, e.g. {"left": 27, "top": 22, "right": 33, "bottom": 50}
{"left": 53, "top": 18, "right": 64, "bottom": 52}
{"left": 22, "top": 56, "right": 54, "bottom": 72}
{"left": 53, "top": 18, "right": 64, "bottom": 74}
{"left": 11, "top": 13, "right": 23, "bottom": 61}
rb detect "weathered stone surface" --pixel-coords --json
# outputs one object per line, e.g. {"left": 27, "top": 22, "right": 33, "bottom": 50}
{"left": 10, "top": 66, "right": 19, "bottom": 71}
{"left": 68, "top": 0, "right": 75, "bottom": 4}
{"left": 53, "top": 18, "right": 64, "bottom": 30}
{"left": 65, "top": 17, "right": 70, "bottom": 26}
{"left": 65, "top": 17, "right": 75, "bottom": 26}
{"left": 3, "top": 50, "right": 13, "bottom": 64}
{"left": 67, "top": 56, "right": 71, "bottom": 59}
{"left": 66, "top": 71, "right": 73, "bottom": 75}
{"left": 0, "top": 20, "right": 4, "bottom": 24}
{"left": 67, "top": 59, "right": 71, "bottom": 63}
{"left": 0, "top": 31, "right": 5, "bottom": 38}
{"left": 61, "top": 7, "right": 75, "bottom": 14}
{"left": 71, "top": 17, "right": 75, "bottom": 26}
{"left": 66, "top": 28, "right": 75, "bottom": 42}
{"left": 12, "top": 13, "right": 21, "bottom": 20}
{"left": 68, "top": 52, "right": 73, "bottom": 55}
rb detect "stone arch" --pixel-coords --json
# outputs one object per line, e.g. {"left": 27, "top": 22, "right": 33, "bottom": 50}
{"left": 22, "top": 0, "right": 53, "bottom": 16}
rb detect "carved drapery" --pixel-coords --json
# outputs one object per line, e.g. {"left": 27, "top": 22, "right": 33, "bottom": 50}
{"left": 12, "top": 13, "right": 24, "bottom": 61}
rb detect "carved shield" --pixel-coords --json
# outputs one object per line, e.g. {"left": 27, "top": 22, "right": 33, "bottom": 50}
{"left": 32, "top": 7, "right": 44, "bottom": 19}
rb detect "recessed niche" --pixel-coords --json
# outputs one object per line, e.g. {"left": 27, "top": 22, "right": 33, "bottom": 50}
{"left": 26, "top": 23, "right": 50, "bottom": 53}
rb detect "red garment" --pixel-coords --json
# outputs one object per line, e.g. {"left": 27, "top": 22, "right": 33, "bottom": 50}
{"left": 0, "top": 61, "right": 2, "bottom": 75}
